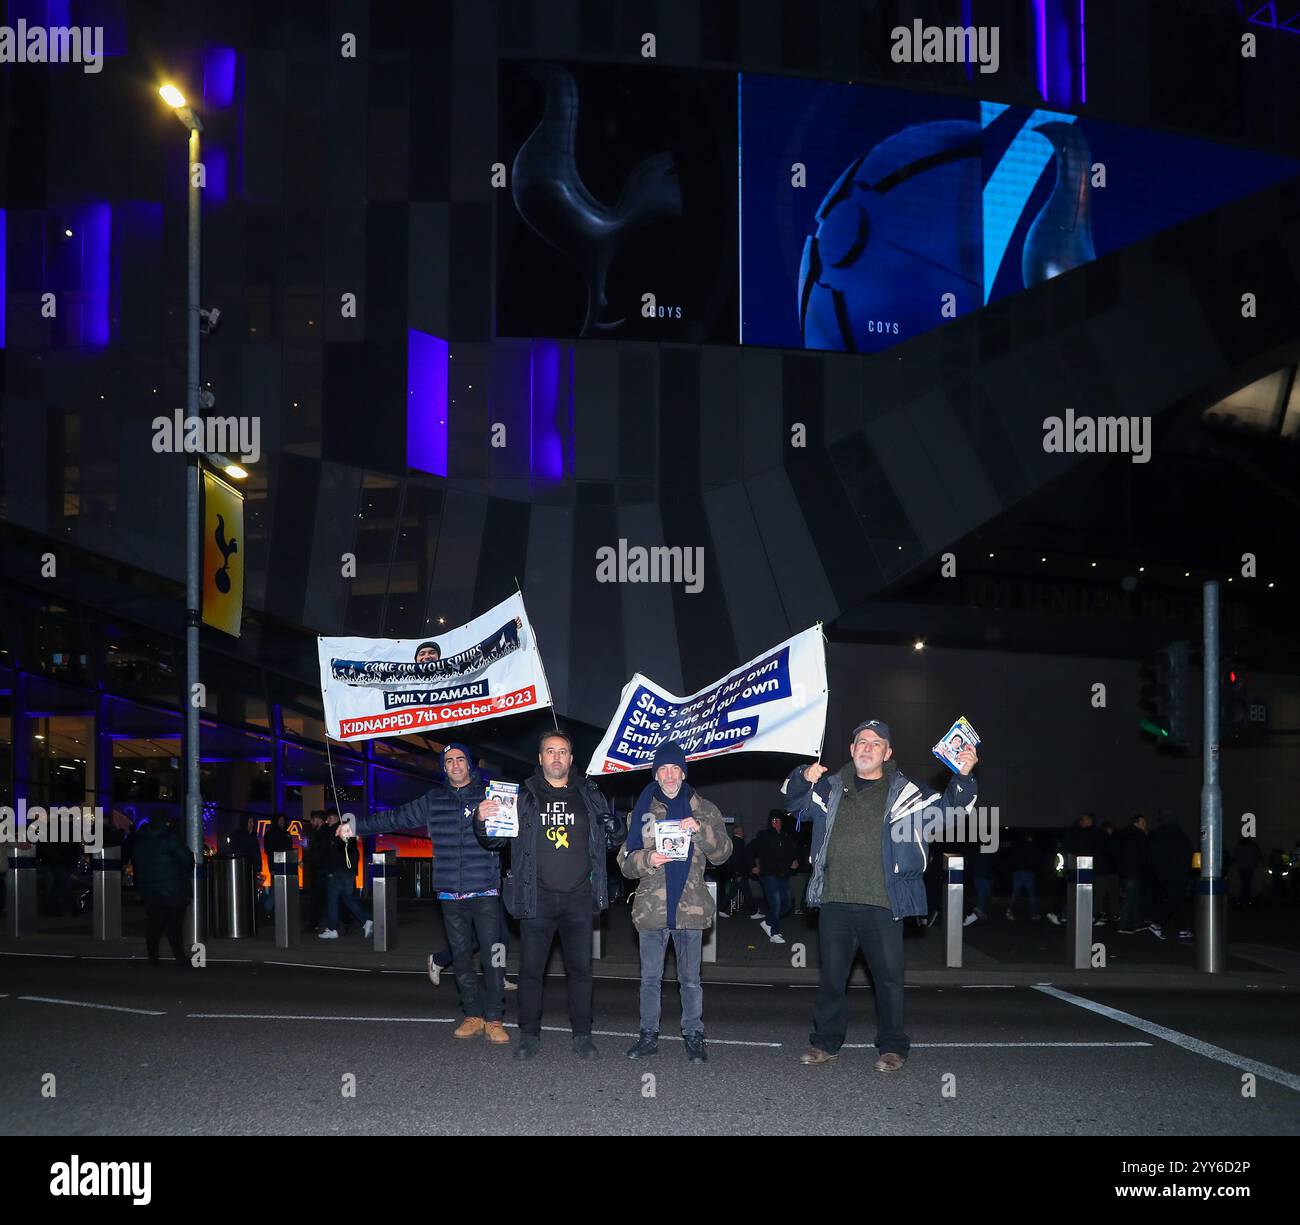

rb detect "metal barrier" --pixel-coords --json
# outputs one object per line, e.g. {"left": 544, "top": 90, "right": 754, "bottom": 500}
{"left": 943, "top": 853, "right": 964, "bottom": 968}
{"left": 91, "top": 845, "right": 123, "bottom": 941}
{"left": 371, "top": 849, "right": 398, "bottom": 951}
{"left": 592, "top": 912, "right": 605, "bottom": 960}
{"left": 5, "top": 844, "right": 37, "bottom": 937}
{"left": 272, "top": 850, "right": 299, "bottom": 949}
{"left": 1066, "top": 853, "right": 1094, "bottom": 969}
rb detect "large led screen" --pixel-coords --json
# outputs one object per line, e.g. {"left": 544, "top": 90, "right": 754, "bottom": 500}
{"left": 739, "top": 74, "right": 1300, "bottom": 352}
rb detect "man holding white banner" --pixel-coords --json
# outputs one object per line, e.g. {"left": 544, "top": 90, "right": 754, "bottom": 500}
{"left": 318, "top": 593, "right": 551, "bottom": 744}
{"left": 586, "top": 626, "right": 828, "bottom": 776}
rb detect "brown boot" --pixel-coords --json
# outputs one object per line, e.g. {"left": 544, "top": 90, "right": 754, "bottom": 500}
{"left": 484, "top": 1020, "right": 510, "bottom": 1045}
{"left": 873, "top": 1052, "right": 906, "bottom": 1072}
{"left": 453, "top": 1016, "right": 485, "bottom": 1039}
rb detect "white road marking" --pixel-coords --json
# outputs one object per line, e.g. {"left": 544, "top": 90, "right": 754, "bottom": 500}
{"left": 961, "top": 984, "right": 1016, "bottom": 988}
{"left": 1032, "top": 984, "right": 1300, "bottom": 1092}
{"left": 0, "top": 951, "right": 76, "bottom": 959}
{"left": 81, "top": 955, "right": 147, "bottom": 960}
{"left": 262, "top": 961, "right": 370, "bottom": 973}
{"left": 189, "top": 1013, "right": 460, "bottom": 1023}
{"left": 541, "top": 1025, "right": 781, "bottom": 1048}
{"left": 843, "top": 1042, "right": 1152, "bottom": 1049}
{"left": 18, "top": 995, "right": 166, "bottom": 1016}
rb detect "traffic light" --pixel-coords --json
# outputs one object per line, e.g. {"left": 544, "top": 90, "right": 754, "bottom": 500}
{"left": 1221, "top": 660, "right": 1267, "bottom": 742}
{"left": 1139, "top": 640, "right": 1191, "bottom": 749}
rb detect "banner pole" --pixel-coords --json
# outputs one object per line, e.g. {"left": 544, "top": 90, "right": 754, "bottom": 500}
{"left": 815, "top": 620, "right": 828, "bottom": 762}
{"left": 515, "top": 578, "right": 559, "bottom": 731}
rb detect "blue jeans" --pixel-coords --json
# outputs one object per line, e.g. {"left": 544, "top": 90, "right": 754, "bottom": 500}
{"left": 1009, "top": 870, "right": 1039, "bottom": 916}
{"left": 760, "top": 875, "right": 791, "bottom": 934}
{"left": 326, "top": 870, "right": 370, "bottom": 931}
{"left": 637, "top": 928, "right": 704, "bottom": 1035}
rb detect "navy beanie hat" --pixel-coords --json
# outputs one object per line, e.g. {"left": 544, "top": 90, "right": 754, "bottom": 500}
{"left": 442, "top": 742, "right": 477, "bottom": 773}
{"left": 652, "top": 740, "right": 688, "bottom": 776}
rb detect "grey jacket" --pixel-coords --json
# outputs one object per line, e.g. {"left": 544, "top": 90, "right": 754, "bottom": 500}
{"left": 781, "top": 760, "right": 978, "bottom": 919}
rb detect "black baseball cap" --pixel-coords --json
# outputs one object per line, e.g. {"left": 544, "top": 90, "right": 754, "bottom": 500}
{"left": 851, "top": 719, "right": 891, "bottom": 743}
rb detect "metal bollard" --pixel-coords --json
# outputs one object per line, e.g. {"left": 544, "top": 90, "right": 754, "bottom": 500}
{"left": 212, "top": 854, "right": 255, "bottom": 938}
{"left": 592, "top": 912, "right": 604, "bottom": 960}
{"left": 184, "top": 858, "right": 206, "bottom": 954}
{"left": 943, "top": 854, "right": 964, "bottom": 968}
{"left": 6, "top": 844, "right": 38, "bottom": 937}
{"left": 273, "top": 850, "right": 299, "bottom": 949}
{"left": 1066, "top": 854, "right": 1094, "bottom": 969}
{"left": 91, "top": 846, "right": 123, "bottom": 941}
{"left": 702, "top": 880, "right": 718, "bottom": 964}
{"left": 370, "top": 850, "right": 398, "bottom": 951}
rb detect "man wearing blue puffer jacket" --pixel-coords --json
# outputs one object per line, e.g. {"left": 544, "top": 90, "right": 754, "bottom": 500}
{"left": 780, "top": 718, "right": 977, "bottom": 1072}
{"left": 343, "top": 743, "right": 508, "bottom": 1046}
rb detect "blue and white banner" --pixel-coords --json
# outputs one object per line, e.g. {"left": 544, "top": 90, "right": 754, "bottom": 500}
{"left": 318, "top": 593, "right": 551, "bottom": 742}
{"left": 586, "top": 626, "right": 828, "bottom": 775}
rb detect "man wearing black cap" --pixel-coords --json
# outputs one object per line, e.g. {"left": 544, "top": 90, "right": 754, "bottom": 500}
{"left": 619, "top": 740, "right": 732, "bottom": 1064}
{"left": 781, "top": 718, "right": 978, "bottom": 1072}
{"left": 342, "top": 743, "right": 509, "bottom": 1045}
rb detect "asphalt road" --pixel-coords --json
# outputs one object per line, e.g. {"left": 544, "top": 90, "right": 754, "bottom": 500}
{"left": 1, "top": 953, "right": 1296, "bottom": 1136}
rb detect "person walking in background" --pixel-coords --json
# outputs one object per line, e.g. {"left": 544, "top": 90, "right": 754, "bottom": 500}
{"left": 1147, "top": 813, "right": 1193, "bottom": 941}
{"left": 619, "top": 741, "right": 732, "bottom": 1064}
{"left": 323, "top": 811, "right": 373, "bottom": 940}
{"left": 261, "top": 813, "right": 293, "bottom": 915}
{"left": 1006, "top": 830, "right": 1043, "bottom": 921}
{"left": 1230, "top": 835, "right": 1261, "bottom": 908}
{"left": 1116, "top": 814, "right": 1151, "bottom": 933}
{"left": 750, "top": 812, "right": 798, "bottom": 944}
{"left": 304, "top": 811, "right": 332, "bottom": 932}
{"left": 1047, "top": 813, "right": 1102, "bottom": 925}
{"left": 1094, "top": 821, "right": 1121, "bottom": 925}
{"left": 127, "top": 817, "right": 194, "bottom": 966}
{"left": 963, "top": 842, "right": 993, "bottom": 926}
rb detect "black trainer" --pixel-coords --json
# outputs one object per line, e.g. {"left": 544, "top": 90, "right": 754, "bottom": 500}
{"left": 684, "top": 1033, "right": 707, "bottom": 1064}
{"left": 572, "top": 1034, "right": 599, "bottom": 1059}
{"left": 626, "top": 1031, "right": 659, "bottom": 1059}
{"left": 514, "top": 1034, "right": 541, "bottom": 1061}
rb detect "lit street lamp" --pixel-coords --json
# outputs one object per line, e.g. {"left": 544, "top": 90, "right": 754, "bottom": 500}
{"left": 160, "top": 82, "right": 206, "bottom": 950}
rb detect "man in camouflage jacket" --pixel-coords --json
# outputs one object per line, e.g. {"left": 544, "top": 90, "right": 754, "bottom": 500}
{"left": 618, "top": 740, "right": 732, "bottom": 1064}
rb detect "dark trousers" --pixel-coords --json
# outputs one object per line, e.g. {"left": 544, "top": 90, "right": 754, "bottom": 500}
{"left": 517, "top": 883, "right": 593, "bottom": 1038}
{"left": 434, "top": 893, "right": 512, "bottom": 968}
{"left": 144, "top": 897, "right": 188, "bottom": 962}
{"left": 306, "top": 871, "right": 327, "bottom": 929}
{"left": 1154, "top": 878, "right": 1189, "bottom": 933}
{"left": 811, "top": 902, "right": 907, "bottom": 1057}
{"left": 442, "top": 895, "right": 506, "bottom": 1022}
{"left": 326, "top": 870, "right": 370, "bottom": 930}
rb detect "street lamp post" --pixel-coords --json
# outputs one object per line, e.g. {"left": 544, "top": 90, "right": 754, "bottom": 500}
{"left": 161, "top": 84, "right": 206, "bottom": 951}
